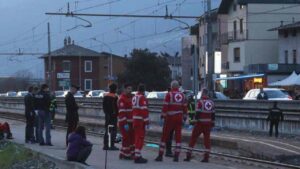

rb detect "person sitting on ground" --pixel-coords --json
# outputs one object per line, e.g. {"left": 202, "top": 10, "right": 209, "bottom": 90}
{"left": 67, "top": 126, "right": 93, "bottom": 166}
{"left": 0, "top": 122, "right": 13, "bottom": 140}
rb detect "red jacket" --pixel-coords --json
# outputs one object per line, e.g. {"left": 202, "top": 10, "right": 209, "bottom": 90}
{"left": 196, "top": 96, "right": 215, "bottom": 125}
{"left": 161, "top": 88, "right": 187, "bottom": 119}
{"left": 118, "top": 93, "right": 133, "bottom": 126}
{"left": 132, "top": 92, "right": 149, "bottom": 124}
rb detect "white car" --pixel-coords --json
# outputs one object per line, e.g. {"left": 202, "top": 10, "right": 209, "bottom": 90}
{"left": 196, "top": 91, "right": 229, "bottom": 100}
{"left": 55, "top": 91, "right": 65, "bottom": 97}
{"left": 60, "top": 91, "right": 84, "bottom": 98}
{"left": 147, "top": 91, "right": 168, "bottom": 99}
{"left": 86, "top": 90, "right": 105, "bottom": 98}
{"left": 6, "top": 91, "right": 17, "bottom": 97}
{"left": 16, "top": 91, "right": 28, "bottom": 97}
{"left": 243, "top": 88, "right": 292, "bottom": 100}
{"left": 99, "top": 92, "right": 108, "bottom": 98}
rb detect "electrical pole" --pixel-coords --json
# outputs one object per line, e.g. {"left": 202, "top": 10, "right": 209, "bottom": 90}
{"left": 206, "top": 0, "right": 214, "bottom": 94}
{"left": 192, "top": 44, "right": 199, "bottom": 108}
{"left": 47, "top": 22, "right": 52, "bottom": 91}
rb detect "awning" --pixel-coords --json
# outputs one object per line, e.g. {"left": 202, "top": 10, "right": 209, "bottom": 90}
{"left": 215, "top": 74, "right": 264, "bottom": 81}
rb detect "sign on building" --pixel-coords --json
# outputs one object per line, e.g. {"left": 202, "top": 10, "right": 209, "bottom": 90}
{"left": 57, "top": 73, "right": 70, "bottom": 79}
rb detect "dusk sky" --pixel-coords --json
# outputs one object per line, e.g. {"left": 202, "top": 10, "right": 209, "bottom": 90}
{"left": 0, "top": 0, "right": 221, "bottom": 78}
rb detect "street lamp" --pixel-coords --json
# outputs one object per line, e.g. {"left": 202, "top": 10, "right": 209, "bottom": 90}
{"left": 91, "top": 38, "right": 113, "bottom": 81}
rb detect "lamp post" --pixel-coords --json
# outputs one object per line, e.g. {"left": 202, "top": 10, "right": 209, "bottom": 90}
{"left": 91, "top": 38, "right": 113, "bottom": 81}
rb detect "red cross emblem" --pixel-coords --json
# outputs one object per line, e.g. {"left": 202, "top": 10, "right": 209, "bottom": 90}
{"left": 132, "top": 97, "right": 137, "bottom": 105}
{"left": 204, "top": 101, "right": 213, "bottom": 111}
{"left": 174, "top": 93, "right": 183, "bottom": 103}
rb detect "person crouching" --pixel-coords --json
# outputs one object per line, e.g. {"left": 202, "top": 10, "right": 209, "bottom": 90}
{"left": 67, "top": 126, "right": 93, "bottom": 166}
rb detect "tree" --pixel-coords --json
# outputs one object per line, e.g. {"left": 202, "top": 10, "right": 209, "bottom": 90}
{"left": 118, "top": 49, "right": 171, "bottom": 91}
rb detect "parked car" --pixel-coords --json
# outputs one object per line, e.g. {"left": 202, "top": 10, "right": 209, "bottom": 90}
{"left": 6, "top": 91, "right": 17, "bottom": 97}
{"left": 243, "top": 88, "right": 292, "bottom": 100}
{"left": 55, "top": 91, "right": 65, "bottom": 97}
{"left": 132, "top": 91, "right": 149, "bottom": 97}
{"left": 147, "top": 91, "right": 168, "bottom": 99}
{"left": 16, "top": 91, "right": 28, "bottom": 97}
{"left": 59, "top": 91, "right": 84, "bottom": 98}
{"left": 86, "top": 90, "right": 105, "bottom": 98}
{"left": 196, "top": 91, "right": 229, "bottom": 100}
{"left": 99, "top": 92, "right": 108, "bottom": 98}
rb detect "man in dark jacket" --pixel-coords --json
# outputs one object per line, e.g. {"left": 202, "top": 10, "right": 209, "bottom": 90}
{"left": 103, "top": 83, "right": 119, "bottom": 150}
{"left": 65, "top": 85, "right": 80, "bottom": 146}
{"left": 267, "top": 102, "right": 284, "bottom": 137}
{"left": 25, "top": 86, "right": 35, "bottom": 143}
{"left": 257, "top": 87, "right": 268, "bottom": 100}
{"left": 35, "top": 84, "right": 52, "bottom": 146}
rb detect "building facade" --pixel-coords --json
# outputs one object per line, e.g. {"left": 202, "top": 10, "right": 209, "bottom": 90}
{"left": 181, "top": 36, "right": 197, "bottom": 90}
{"left": 42, "top": 38, "right": 126, "bottom": 91}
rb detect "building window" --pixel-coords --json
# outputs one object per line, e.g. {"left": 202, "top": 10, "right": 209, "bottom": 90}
{"left": 240, "top": 5, "right": 244, "bottom": 9}
{"left": 233, "top": 4, "right": 237, "bottom": 11}
{"left": 234, "top": 48, "right": 240, "bottom": 62}
{"left": 240, "top": 19, "right": 243, "bottom": 33}
{"left": 84, "top": 60, "right": 92, "bottom": 72}
{"left": 62, "top": 60, "right": 71, "bottom": 72}
{"left": 285, "top": 50, "right": 289, "bottom": 64}
{"left": 84, "top": 79, "right": 92, "bottom": 91}
{"left": 293, "top": 50, "right": 297, "bottom": 64}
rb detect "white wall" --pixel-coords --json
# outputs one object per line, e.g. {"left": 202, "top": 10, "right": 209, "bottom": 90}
{"left": 226, "top": 2, "right": 300, "bottom": 72}
{"left": 278, "top": 30, "right": 300, "bottom": 64}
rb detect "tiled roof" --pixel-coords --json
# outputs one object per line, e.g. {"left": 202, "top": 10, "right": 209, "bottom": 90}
{"left": 42, "top": 44, "right": 101, "bottom": 57}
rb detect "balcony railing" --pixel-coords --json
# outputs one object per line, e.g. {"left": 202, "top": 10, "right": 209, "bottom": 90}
{"left": 221, "top": 30, "right": 248, "bottom": 44}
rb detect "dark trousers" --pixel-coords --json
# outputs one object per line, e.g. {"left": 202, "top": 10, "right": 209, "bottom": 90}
{"left": 25, "top": 115, "right": 35, "bottom": 141}
{"left": 103, "top": 115, "right": 117, "bottom": 148}
{"left": 66, "top": 120, "right": 78, "bottom": 146}
{"left": 166, "top": 130, "right": 174, "bottom": 154}
{"left": 68, "top": 145, "right": 92, "bottom": 163}
{"left": 269, "top": 120, "right": 279, "bottom": 137}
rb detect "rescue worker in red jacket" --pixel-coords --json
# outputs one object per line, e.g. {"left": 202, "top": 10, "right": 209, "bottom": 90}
{"left": 184, "top": 88, "right": 215, "bottom": 163}
{"left": 118, "top": 84, "right": 134, "bottom": 160}
{"left": 155, "top": 80, "right": 187, "bottom": 162}
{"left": 132, "top": 84, "right": 149, "bottom": 164}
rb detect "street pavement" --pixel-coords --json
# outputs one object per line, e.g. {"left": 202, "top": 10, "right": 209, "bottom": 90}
{"left": 2, "top": 117, "right": 251, "bottom": 169}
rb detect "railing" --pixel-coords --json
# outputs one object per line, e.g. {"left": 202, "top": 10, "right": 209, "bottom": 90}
{"left": 221, "top": 30, "right": 248, "bottom": 44}
{"left": 0, "top": 97, "right": 299, "bottom": 135}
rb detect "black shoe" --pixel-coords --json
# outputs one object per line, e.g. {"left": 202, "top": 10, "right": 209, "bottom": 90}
{"left": 165, "top": 152, "right": 174, "bottom": 158}
{"left": 155, "top": 155, "right": 163, "bottom": 162}
{"left": 109, "top": 146, "right": 119, "bottom": 151}
{"left": 46, "top": 143, "right": 53, "bottom": 146}
{"left": 173, "top": 156, "right": 179, "bottom": 162}
{"left": 201, "top": 158, "right": 209, "bottom": 163}
{"left": 135, "top": 157, "right": 148, "bottom": 164}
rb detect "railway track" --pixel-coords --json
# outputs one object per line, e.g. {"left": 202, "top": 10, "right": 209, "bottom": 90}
{"left": 1, "top": 111, "right": 300, "bottom": 169}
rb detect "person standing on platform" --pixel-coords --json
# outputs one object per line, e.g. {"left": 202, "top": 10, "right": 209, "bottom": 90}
{"left": 49, "top": 92, "right": 57, "bottom": 129}
{"left": 118, "top": 84, "right": 134, "bottom": 160}
{"left": 184, "top": 88, "right": 215, "bottom": 163}
{"left": 267, "top": 102, "right": 284, "bottom": 138}
{"left": 35, "top": 84, "right": 52, "bottom": 146}
{"left": 65, "top": 85, "right": 80, "bottom": 146}
{"left": 103, "top": 83, "right": 119, "bottom": 150}
{"left": 25, "top": 86, "right": 36, "bottom": 143}
{"left": 132, "top": 84, "right": 149, "bottom": 164}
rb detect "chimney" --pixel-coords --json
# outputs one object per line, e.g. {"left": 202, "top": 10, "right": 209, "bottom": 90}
{"left": 280, "top": 21, "right": 284, "bottom": 26}
{"left": 64, "top": 38, "right": 67, "bottom": 46}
